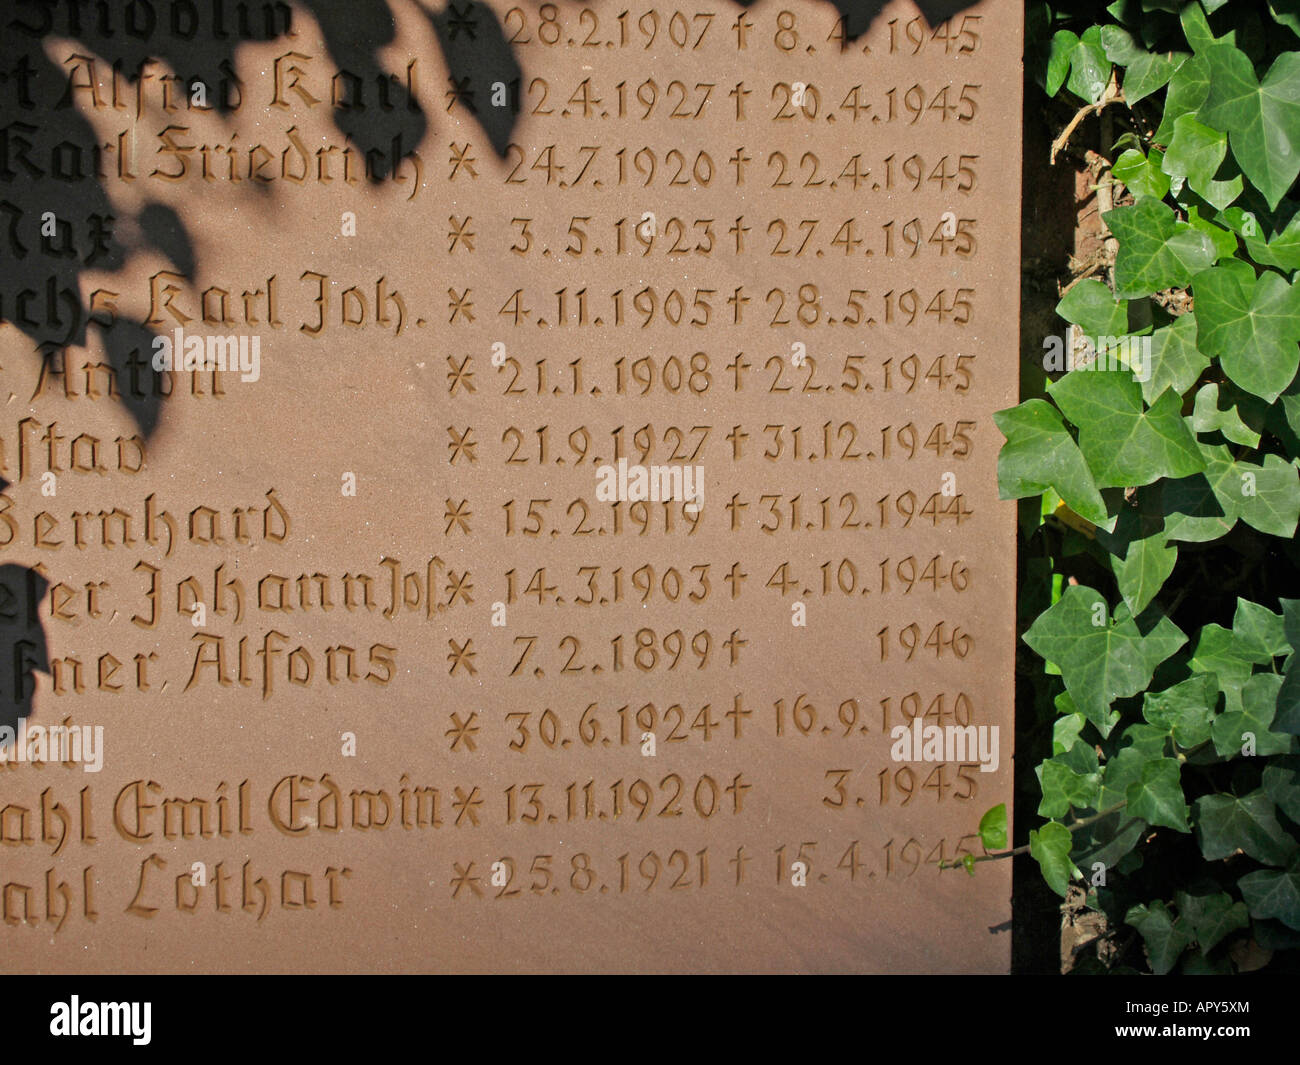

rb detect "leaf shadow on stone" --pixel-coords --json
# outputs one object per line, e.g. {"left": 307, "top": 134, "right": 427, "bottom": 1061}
{"left": 428, "top": 1, "right": 519, "bottom": 158}
{"left": 735, "top": 0, "right": 979, "bottom": 40}
{"left": 0, "top": 476, "right": 50, "bottom": 741}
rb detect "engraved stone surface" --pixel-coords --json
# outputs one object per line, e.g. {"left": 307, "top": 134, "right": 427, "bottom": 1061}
{"left": 0, "top": 0, "right": 1021, "bottom": 972}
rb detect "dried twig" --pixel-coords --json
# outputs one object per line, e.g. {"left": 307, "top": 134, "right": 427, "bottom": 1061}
{"left": 1051, "top": 70, "right": 1125, "bottom": 165}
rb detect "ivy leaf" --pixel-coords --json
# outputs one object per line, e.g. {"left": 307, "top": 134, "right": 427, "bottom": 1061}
{"left": 1114, "top": 532, "right": 1177, "bottom": 615}
{"left": 1162, "top": 114, "right": 1243, "bottom": 210}
{"left": 1126, "top": 901, "right": 1193, "bottom": 973}
{"left": 978, "top": 804, "right": 1007, "bottom": 851}
{"left": 1191, "top": 624, "right": 1260, "bottom": 711}
{"left": 1211, "top": 673, "right": 1294, "bottom": 756}
{"left": 1048, "top": 373, "right": 1205, "bottom": 488}
{"left": 1114, "top": 148, "right": 1171, "bottom": 201}
{"left": 1124, "top": 722, "right": 1174, "bottom": 758}
{"left": 1194, "top": 789, "right": 1298, "bottom": 864}
{"left": 1155, "top": 53, "right": 1211, "bottom": 142}
{"left": 1270, "top": 0, "right": 1300, "bottom": 38}
{"left": 1217, "top": 205, "right": 1259, "bottom": 236}
{"left": 1039, "top": 755, "right": 1102, "bottom": 818}
{"left": 1234, "top": 599, "right": 1289, "bottom": 659}
{"left": 1174, "top": 890, "right": 1250, "bottom": 952}
{"left": 1283, "top": 388, "right": 1300, "bottom": 453}
{"left": 1199, "top": 45, "right": 1300, "bottom": 210}
{"left": 1055, "top": 733, "right": 1101, "bottom": 776}
{"left": 1262, "top": 756, "right": 1300, "bottom": 821}
{"left": 994, "top": 400, "right": 1110, "bottom": 527}
{"left": 1240, "top": 855, "right": 1300, "bottom": 929}
{"left": 1241, "top": 208, "right": 1300, "bottom": 270}
{"left": 1180, "top": 0, "right": 1224, "bottom": 52}
{"left": 1101, "top": 25, "right": 1183, "bottom": 104}
{"left": 1030, "top": 821, "right": 1077, "bottom": 897}
{"left": 1191, "top": 383, "right": 1263, "bottom": 446}
{"left": 1143, "top": 673, "right": 1220, "bottom": 748}
{"left": 1254, "top": 917, "right": 1300, "bottom": 950}
{"left": 1127, "top": 757, "right": 1190, "bottom": 831}
{"left": 1076, "top": 813, "right": 1148, "bottom": 871}
{"left": 1023, "top": 587, "right": 1187, "bottom": 734}
{"left": 1066, "top": 26, "right": 1112, "bottom": 103}
{"left": 1163, "top": 444, "right": 1300, "bottom": 542}
{"left": 1046, "top": 30, "right": 1079, "bottom": 97}
{"left": 1279, "top": 669, "right": 1300, "bottom": 732}
{"left": 1053, "top": 711, "right": 1088, "bottom": 754}
{"left": 1056, "top": 278, "right": 1128, "bottom": 338}
{"left": 1140, "top": 315, "right": 1211, "bottom": 406}
{"left": 1279, "top": 600, "right": 1300, "bottom": 733}
{"left": 1106, "top": 198, "right": 1217, "bottom": 298}
{"left": 1282, "top": 597, "right": 1300, "bottom": 650}
{"left": 1184, "top": 205, "right": 1240, "bottom": 261}
{"left": 1099, "top": 746, "right": 1147, "bottom": 809}
{"left": 1193, "top": 260, "right": 1300, "bottom": 403}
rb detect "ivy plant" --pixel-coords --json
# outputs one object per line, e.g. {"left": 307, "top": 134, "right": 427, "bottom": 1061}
{"left": 979, "top": 0, "right": 1300, "bottom": 974}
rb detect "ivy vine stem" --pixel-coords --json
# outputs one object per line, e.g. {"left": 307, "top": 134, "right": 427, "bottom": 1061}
{"left": 940, "top": 801, "right": 1130, "bottom": 871}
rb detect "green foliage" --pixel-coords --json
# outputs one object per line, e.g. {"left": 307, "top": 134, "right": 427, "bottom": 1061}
{"left": 1023, "top": 586, "right": 1186, "bottom": 733}
{"left": 1001, "top": 0, "right": 1300, "bottom": 973}
{"left": 1193, "top": 260, "right": 1300, "bottom": 402}
{"left": 1030, "top": 822, "right": 1079, "bottom": 897}
{"left": 1106, "top": 197, "right": 1216, "bottom": 297}
{"left": 979, "top": 804, "right": 1009, "bottom": 851}
{"left": 1198, "top": 47, "right": 1300, "bottom": 209}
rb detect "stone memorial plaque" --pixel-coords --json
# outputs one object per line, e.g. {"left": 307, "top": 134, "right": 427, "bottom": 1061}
{"left": 1, "top": 0, "right": 1021, "bottom": 973}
